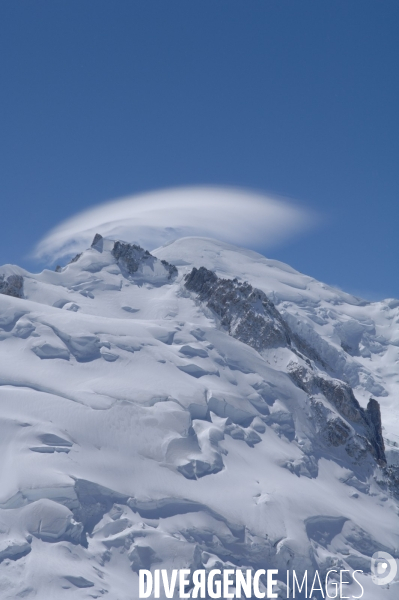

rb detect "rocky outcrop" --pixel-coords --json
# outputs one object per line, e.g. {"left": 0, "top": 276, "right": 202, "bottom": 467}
{"left": 112, "top": 240, "right": 149, "bottom": 274}
{"left": 288, "top": 362, "right": 386, "bottom": 465}
{"left": 55, "top": 253, "right": 83, "bottom": 273}
{"left": 90, "top": 234, "right": 178, "bottom": 280}
{"left": 160, "top": 259, "right": 178, "bottom": 278}
{"left": 315, "top": 375, "right": 365, "bottom": 424}
{"left": 184, "top": 267, "right": 290, "bottom": 350}
{"left": 184, "top": 267, "right": 387, "bottom": 469}
{"left": 0, "top": 274, "right": 23, "bottom": 298}
{"left": 325, "top": 417, "right": 351, "bottom": 447}
{"left": 184, "top": 267, "right": 331, "bottom": 368}
{"left": 366, "top": 398, "right": 385, "bottom": 463}
{"left": 69, "top": 252, "right": 82, "bottom": 264}
{"left": 91, "top": 233, "right": 103, "bottom": 248}
{"left": 112, "top": 240, "right": 177, "bottom": 279}
{"left": 385, "top": 464, "right": 399, "bottom": 499}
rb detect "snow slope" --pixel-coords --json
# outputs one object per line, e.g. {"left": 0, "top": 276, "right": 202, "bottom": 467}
{"left": 0, "top": 235, "right": 397, "bottom": 599}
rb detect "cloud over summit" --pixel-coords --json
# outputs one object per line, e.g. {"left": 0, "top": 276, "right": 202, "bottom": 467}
{"left": 33, "top": 186, "right": 317, "bottom": 263}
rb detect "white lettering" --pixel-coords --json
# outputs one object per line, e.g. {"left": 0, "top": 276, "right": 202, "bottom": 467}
{"left": 224, "top": 569, "right": 235, "bottom": 598}
{"left": 154, "top": 569, "right": 160, "bottom": 598}
{"left": 253, "top": 569, "right": 266, "bottom": 598}
{"left": 208, "top": 569, "right": 222, "bottom": 599}
{"left": 292, "top": 571, "right": 307, "bottom": 598}
{"left": 310, "top": 572, "right": 324, "bottom": 598}
{"left": 161, "top": 569, "right": 178, "bottom": 599}
{"left": 325, "top": 570, "right": 338, "bottom": 599}
{"left": 236, "top": 569, "right": 252, "bottom": 598}
{"left": 139, "top": 570, "right": 152, "bottom": 598}
{"left": 340, "top": 570, "right": 351, "bottom": 599}
{"left": 352, "top": 570, "right": 364, "bottom": 599}
{"left": 267, "top": 570, "right": 278, "bottom": 599}
{"left": 192, "top": 569, "right": 206, "bottom": 598}
{"left": 179, "top": 569, "right": 191, "bottom": 598}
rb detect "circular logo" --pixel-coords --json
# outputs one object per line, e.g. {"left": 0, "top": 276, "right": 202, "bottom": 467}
{"left": 371, "top": 551, "right": 398, "bottom": 586}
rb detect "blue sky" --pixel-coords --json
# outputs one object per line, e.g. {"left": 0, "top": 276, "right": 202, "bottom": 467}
{"left": 0, "top": 1, "right": 398, "bottom": 299}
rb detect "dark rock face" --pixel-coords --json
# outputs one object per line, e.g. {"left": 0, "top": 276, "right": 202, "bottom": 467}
{"left": 184, "top": 267, "right": 290, "bottom": 351}
{"left": 112, "top": 240, "right": 177, "bottom": 279}
{"left": 366, "top": 398, "right": 385, "bottom": 463}
{"left": 288, "top": 362, "right": 386, "bottom": 466}
{"left": 315, "top": 376, "right": 365, "bottom": 425}
{"left": 112, "top": 240, "right": 148, "bottom": 274}
{"left": 385, "top": 464, "right": 399, "bottom": 499}
{"left": 325, "top": 418, "right": 351, "bottom": 447}
{"left": 90, "top": 233, "right": 178, "bottom": 280}
{"left": 73, "top": 479, "right": 128, "bottom": 536}
{"left": 69, "top": 253, "right": 82, "bottom": 264}
{"left": 185, "top": 266, "right": 218, "bottom": 294}
{"left": 0, "top": 274, "right": 24, "bottom": 298}
{"left": 91, "top": 233, "right": 103, "bottom": 247}
{"left": 160, "top": 259, "right": 178, "bottom": 279}
{"left": 184, "top": 267, "right": 328, "bottom": 367}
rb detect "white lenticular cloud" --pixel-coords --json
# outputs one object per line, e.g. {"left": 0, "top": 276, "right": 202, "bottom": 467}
{"left": 33, "top": 186, "right": 317, "bottom": 263}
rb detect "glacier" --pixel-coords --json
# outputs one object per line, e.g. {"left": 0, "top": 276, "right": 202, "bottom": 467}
{"left": 0, "top": 234, "right": 398, "bottom": 599}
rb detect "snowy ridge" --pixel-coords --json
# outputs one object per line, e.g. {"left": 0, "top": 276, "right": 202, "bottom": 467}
{"left": 183, "top": 265, "right": 386, "bottom": 466}
{"left": 0, "top": 235, "right": 398, "bottom": 598}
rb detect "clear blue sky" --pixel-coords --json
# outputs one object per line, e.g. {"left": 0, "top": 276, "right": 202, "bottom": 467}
{"left": 0, "top": 1, "right": 398, "bottom": 299}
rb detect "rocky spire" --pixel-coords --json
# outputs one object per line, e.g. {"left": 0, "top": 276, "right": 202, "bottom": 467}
{"left": 366, "top": 397, "right": 386, "bottom": 464}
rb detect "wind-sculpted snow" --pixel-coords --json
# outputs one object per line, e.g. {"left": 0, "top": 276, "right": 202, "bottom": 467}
{"left": 0, "top": 236, "right": 398, "bottom": 598}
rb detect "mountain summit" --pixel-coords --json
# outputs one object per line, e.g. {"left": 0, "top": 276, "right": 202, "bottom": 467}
{"left": 0, "top": 235, "right": 398, "bottom": 598}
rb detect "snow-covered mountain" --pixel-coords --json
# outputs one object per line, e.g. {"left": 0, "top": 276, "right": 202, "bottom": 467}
{"left": 0, "top": 235, "right": 398, "bottom": 599}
